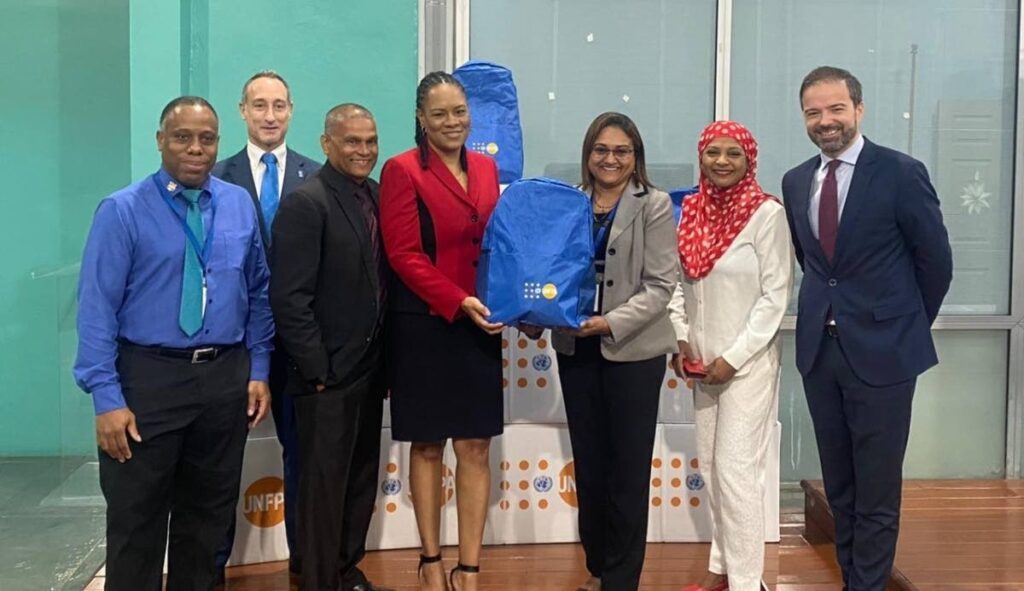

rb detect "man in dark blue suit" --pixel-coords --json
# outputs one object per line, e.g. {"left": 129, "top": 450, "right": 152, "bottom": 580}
{"left": 782, "top": 66, "right": 952, "bottom": 591}
{"left": 212, "top": 70, "right": 320, "bottom": 580}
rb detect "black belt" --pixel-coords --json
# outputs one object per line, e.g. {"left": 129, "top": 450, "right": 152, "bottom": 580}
{"left": 825, "top": 324, "right": 840, "bottom": 338}
{"left": 122, "top": 341, "right": 241, "bottom": 364}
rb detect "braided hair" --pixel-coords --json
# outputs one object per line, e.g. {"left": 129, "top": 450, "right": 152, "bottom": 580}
{"left": 415, "top": 71, "right": 469, "bottom": 170}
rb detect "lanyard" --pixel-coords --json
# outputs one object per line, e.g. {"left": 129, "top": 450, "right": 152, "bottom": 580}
{"left": 592, "top": 199, "right": 619, "bottom": 257}
{"left": 151, "top": 173, "right": 217, "bottom": 270}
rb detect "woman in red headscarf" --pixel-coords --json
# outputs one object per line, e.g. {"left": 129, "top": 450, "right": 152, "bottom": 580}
{"left": 671, "top": 121, "right": 793, "bottom": 591}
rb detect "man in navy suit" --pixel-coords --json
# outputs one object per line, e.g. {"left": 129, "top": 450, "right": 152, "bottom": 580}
{"left": 212, "top": 70, "right": 320, "bottom": 579}
{"left": 782, "top": 66, "right": 952, "bottom": 591}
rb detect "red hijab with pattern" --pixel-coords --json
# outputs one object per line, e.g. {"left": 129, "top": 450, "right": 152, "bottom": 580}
{"left": 678, "top": 120, "right": 779, "bottom": 279}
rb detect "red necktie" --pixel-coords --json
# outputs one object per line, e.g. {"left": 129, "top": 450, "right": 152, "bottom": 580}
{"left": 818, "top": 159, "right": 840, "bottom": 263}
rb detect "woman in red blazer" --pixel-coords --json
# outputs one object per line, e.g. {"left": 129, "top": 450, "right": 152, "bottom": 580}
{"left": 379, "top": 71, "right": 503, "bottom": 591}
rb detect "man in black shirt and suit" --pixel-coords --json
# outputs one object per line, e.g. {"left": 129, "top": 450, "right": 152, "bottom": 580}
{"left": 211, "top": 71, "right": 319, "bottom": 579}
{"left": 270, "top": 103, "right": 390, "bottom": 591}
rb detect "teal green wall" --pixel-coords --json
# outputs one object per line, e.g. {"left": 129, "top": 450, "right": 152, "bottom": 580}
{"left": 0, "top": 0, "right": 418, "bottom": 455}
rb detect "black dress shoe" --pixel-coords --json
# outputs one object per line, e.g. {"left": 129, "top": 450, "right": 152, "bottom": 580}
{"left": 349, "top": 582, "right": 394, "bottom": 591}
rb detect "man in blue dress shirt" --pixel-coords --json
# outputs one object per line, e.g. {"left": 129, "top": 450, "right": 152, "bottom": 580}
{"left": 74, "top": 96, "right": 274, "bottom": 591}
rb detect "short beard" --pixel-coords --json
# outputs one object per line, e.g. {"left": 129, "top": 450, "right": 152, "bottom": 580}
{"left": 810, "top": 124, "right": 857, "bottom": 156}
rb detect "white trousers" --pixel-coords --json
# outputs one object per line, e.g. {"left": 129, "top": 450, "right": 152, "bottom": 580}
{"left": 694, "top": 349, "right": 780, "bottom": 591}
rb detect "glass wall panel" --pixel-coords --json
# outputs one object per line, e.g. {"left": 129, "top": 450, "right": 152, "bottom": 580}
{"left": 731, "top": 0, "right": 1018, "bottom": 315}
{"left": 470, "top": 0, "right": 717, "bottom": 188}
{"left": 779, "top": 331, "right": 1007, "bottom": 481}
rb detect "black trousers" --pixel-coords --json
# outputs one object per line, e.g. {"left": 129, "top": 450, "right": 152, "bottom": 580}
{"left": 100, "top": 343, "right": 249, "bottom": 591}
{"left": 557, "top": 337, "right": 665, "bottom": 591}
{"left": 293, "top": 364, "right": 385, "bottom": 591}
{"left": 802, "top": 335, "right": 915, "bottom": 591}
{"left": 216, "top": 344, "right": 301, "bottom": 571}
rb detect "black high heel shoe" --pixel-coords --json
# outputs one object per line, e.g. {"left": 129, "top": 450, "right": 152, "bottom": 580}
{"left": 448, "top": 563, "right": 479, "bottom": 591}
{"left": 417, "top": 553, "right": 443, "bottom": 585}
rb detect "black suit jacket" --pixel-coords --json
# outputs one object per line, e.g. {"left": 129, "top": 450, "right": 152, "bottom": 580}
{"left": 269, "top": 163, "right": 386, "bottom": 392}
{"left": 212, "top": 147, "right": 321, "bottom": 251}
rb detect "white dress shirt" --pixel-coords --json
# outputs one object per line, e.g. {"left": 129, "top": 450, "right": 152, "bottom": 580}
{"left": 246, "top": 140, "right": 288, "bottom": 199}
{"left": 808, "top": 133, "right": 864, "bottom": 239}
{"left": 669, "top": 201, "right": 793, "bottom": 375}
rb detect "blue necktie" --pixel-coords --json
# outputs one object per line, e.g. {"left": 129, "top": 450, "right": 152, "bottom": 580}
{"left": 260, "top": 152, "right": 280, "bottom": 241}
{"left": 179, "top": 189, "right": 205, "bottom": 337}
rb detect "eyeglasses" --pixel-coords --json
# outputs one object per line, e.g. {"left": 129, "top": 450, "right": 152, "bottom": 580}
{"left": 591, "top": 146, "right": 635, "bottom": 160}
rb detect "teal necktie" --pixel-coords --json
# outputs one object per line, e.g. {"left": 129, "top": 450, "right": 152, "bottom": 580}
{"left": 179, "top": 189, "right": 206, "bottom": 337}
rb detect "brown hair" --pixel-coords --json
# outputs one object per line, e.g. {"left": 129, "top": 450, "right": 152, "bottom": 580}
{"left": 799, "top": 66, "right": 863, "bottom": 106}
{"left": 579, "top": 112, "right": 653, "bottom": 192}
{"left": 240, "top": 70, "right": 292, "bottom": 105}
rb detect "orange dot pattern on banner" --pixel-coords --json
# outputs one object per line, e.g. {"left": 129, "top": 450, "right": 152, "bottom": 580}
{"left": 517, "top": 378, "right": 528, "bottom": 388}
{"left": 519, "top": 500, "right": 530, "bottom": 510}
{"left": 539, "top": 459, "right": 549, "bottom": 470}
{"left": 671, "top": 478, "right": 682, "bottom": 488}
{"left": 242, "top": 477, "right": 286, "bottom": 528}
{"left": 500, "top": 461, "right": 510, "bottom": 471}
{"left": 691, "top": 458, "right": 700, "bottom": 469}
{"left": 519, "top": 480, "right": 529, "bottom": 491}
{"left": 537, "top": 339, "right": 548, "bottom": 349}
{"left": 690, "top": 497, "right": 701, "bottom": 507}
{"left": 500, "top": 500, "right": 510, "bottom": 510}
{"left": 517, "top": 358, "right": 528, "bottom": 368}
{"left": 519, "top": 460, "right": 530, "bottom": 470}
{"left": 671, "top": 497, "right": 682, "bottom": 507}
{"left": 387, "top": 462, "right": 398, "bottom": 474}
{"left": 671, "top": 458, "right": 682, "bottom": 469}
{"left": 652, "top": 458, "right": 663, "bottom": 469}
{"left": 537, "top": 377, "right": 547, "bottom": 388}
{"left": 500, "top": 481, "right": 510, "bottom": 491}
{"left": 502, "top": 338, "right": 509, "bottom": 349}
{"left": 667, "top": 379, "right": 678, "bottom": 389}
{"left": 502, "top": 359, "right": 509, "bottom": 368}
{"left": 502, "top": 378, "right": 509, "bottom": 388}
{"left": 652, "top": 477, "right": 662, "bottom": 488}
{"left": 539, "top": 499, "right": 549, "bottom": 509}
{"left": 386, "top": 502, "right": 397, "bottom": 513}
{"left": 652, "top": 497, "right": 662, "bottom": 507}
{"left": 518, "top": 339, "right": 528, "bottom": 349}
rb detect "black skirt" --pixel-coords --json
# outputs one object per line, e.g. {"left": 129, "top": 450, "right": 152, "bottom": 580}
{"left": 386, "top": 313, "right": 503, "bottom": 442}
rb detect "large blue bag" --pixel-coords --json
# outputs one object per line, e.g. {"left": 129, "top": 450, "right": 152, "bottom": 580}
{"left": 476, "top": 178, "right": 596, "bottom": 328}
{"left": 669, "top": 186, "right": 698, "bottom": 224}
{"left": 453, "top": 60, "right": 524, "bottom": 184}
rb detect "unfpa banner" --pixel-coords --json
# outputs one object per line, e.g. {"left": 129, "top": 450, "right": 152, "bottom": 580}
{"left": 230, "top": 422, "right": 780, "bottom": 562}
{"left": 227, "top": 328, "right": 779, "bottom": 564}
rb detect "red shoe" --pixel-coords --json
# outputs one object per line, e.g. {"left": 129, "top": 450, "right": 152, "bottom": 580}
{"left": 680, "top": 579, "right": 729, "bottom": 591}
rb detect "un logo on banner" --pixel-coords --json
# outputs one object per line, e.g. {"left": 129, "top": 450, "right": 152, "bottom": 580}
{"left": 532, "top": 354, "right": 552, "bottom": 371}
{"left": 533, "top": 475, "right": 553, "bottom": 493}
{"left": 381, "top": 478, "right": 402, "bottom": 496}
{"left": 686, "top": 473, "right": 705, "bottom": 491}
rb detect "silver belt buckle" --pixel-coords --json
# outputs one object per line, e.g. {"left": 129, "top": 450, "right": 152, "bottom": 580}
{"left": 191, "top": 347, "right": 216, "bottom": 364}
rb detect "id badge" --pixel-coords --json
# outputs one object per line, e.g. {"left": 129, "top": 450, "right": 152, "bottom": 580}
{"left": 201, "top": 277, "right": 208, "bottom": 318}
{"left": 593, "top": 271, "right": 603, "bottom": 313}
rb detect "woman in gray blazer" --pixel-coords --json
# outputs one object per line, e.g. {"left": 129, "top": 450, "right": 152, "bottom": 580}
{"left": 553, "top": 112, "right": 678, "bottom": 591}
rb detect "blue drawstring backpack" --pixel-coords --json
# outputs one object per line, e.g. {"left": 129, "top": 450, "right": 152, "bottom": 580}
{"left": 452, "top": 60, "right": 524, "bottom": 184}
{"left": 669, "top": 186, "right": 699, "bottom": 224}
{"left": 476, "top": 178, "right": 595, "bottom": 328}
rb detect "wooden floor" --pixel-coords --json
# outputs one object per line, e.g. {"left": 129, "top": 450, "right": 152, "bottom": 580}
{"left": 803, "top": 479, "right": 1024, "bottom": 591}
{"left": 85, "top": 480, "right": 1024, "bottom": 590}
{"left": 84, "top": 512, "right": 844, "bottom": 590}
